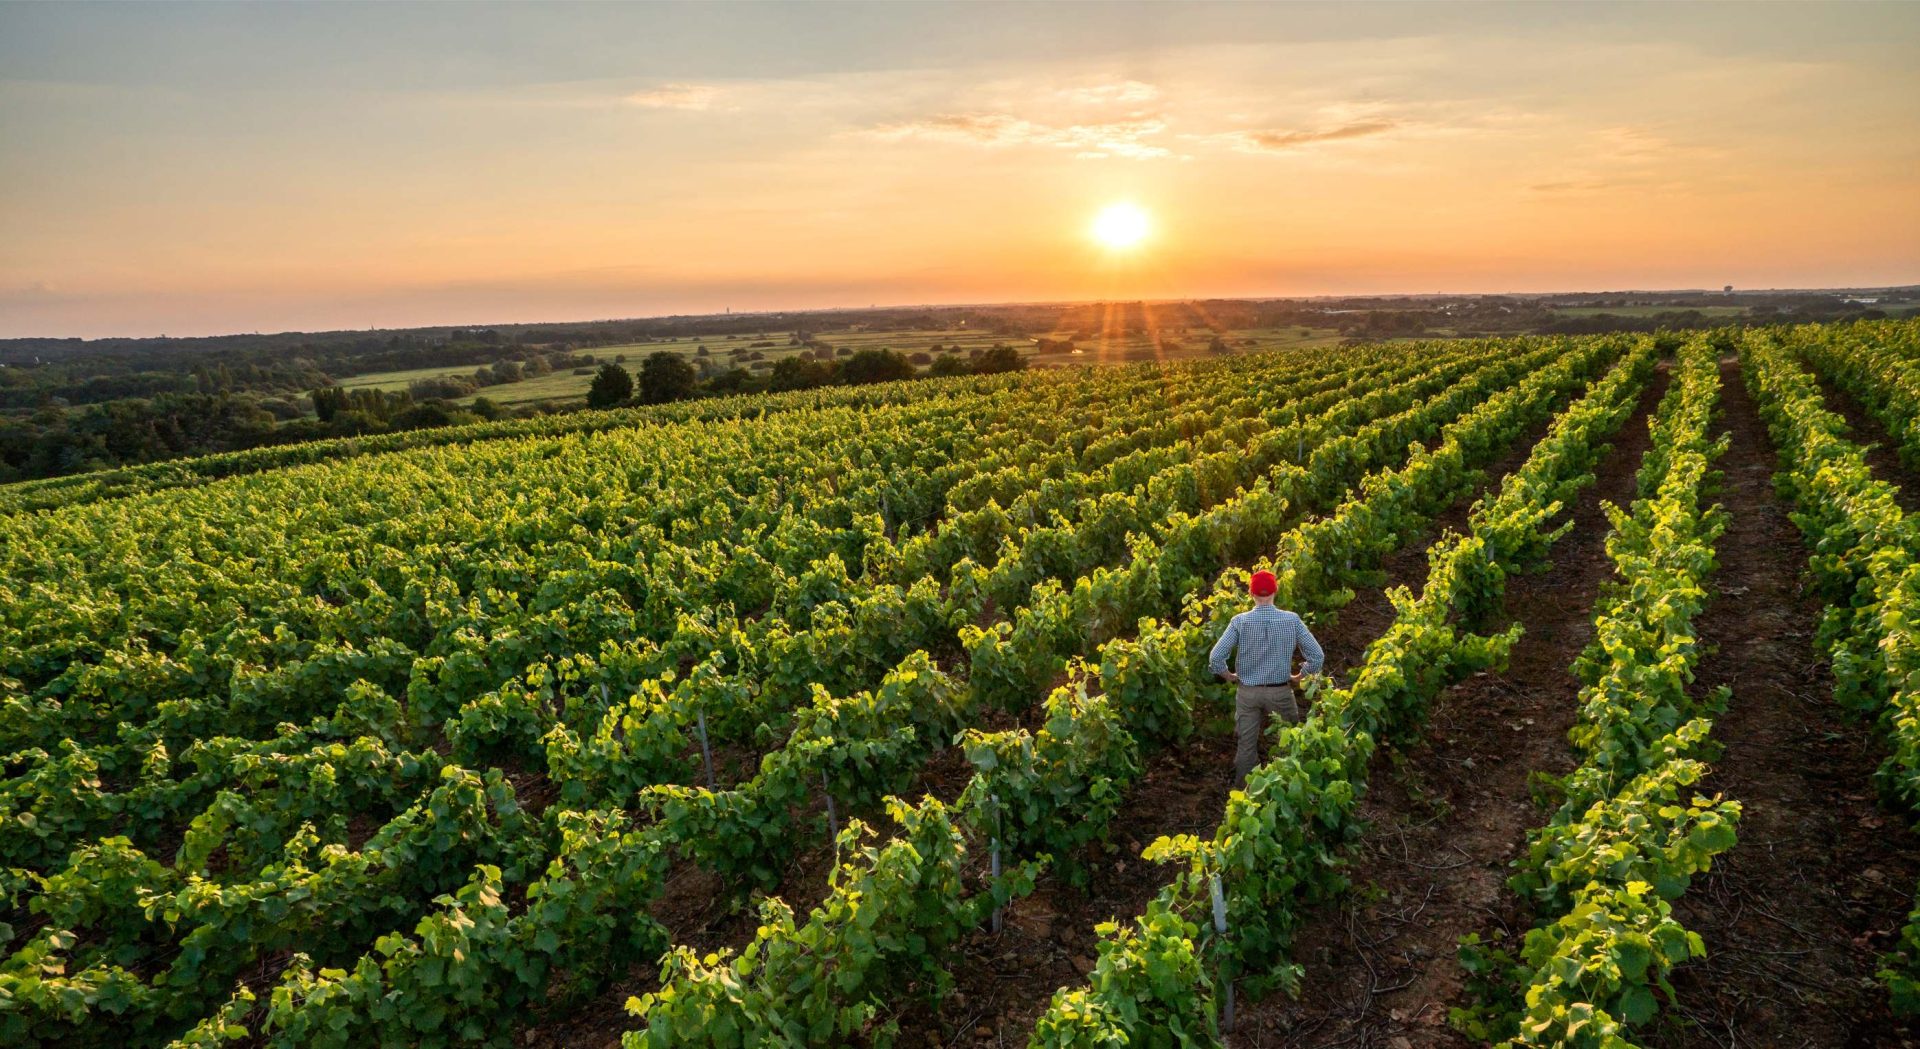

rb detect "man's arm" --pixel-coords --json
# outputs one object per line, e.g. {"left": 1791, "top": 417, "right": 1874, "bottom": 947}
{"left": 1295, "top": 618, "right": 1325, "bottom": 678}
{"left": 1208, "top": 617, "right": 1240, "bottom": 680}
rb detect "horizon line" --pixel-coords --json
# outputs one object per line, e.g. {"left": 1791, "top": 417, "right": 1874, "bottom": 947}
{"left": 7, "top": 279, "right": 1918, "bottom": 345}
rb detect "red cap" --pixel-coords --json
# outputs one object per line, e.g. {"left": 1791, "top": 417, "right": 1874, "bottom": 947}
{"left": 1249, "top": 570, "right": 1278, "bottom": 597}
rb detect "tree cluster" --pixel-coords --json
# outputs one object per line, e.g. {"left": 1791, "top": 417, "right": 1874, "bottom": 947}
{"left": 580, "top": 344, "right": 1031, "bottom": 413}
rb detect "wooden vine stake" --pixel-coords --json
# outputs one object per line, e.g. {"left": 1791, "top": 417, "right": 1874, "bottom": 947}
{"left": 1210, "top": 872, "right": 1234, "bottom": 1035}
{"left": 695, "top": 708, "right": 716, "bottom": 788}
{"left": 822, "top": 769, "right": 838, "bottom": 841}
{"left": 990, "top": 793, "right": 1005, "bottom": 935}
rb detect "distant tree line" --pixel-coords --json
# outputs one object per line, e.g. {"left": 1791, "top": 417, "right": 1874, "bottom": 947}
{"left": 0, "top": 336, "right": 588, "bottom": 409}
{"left": 0, "top": 390, "right": 508, "bottom": 482}
{"left": 582, "top": 345, "right": 1028, "bottom": 411}
{"left": 0, "top": 346, "right": 583, "bottom": 484}
{"left": 1537, "top": 303, "right": 1890, "bottom": 335}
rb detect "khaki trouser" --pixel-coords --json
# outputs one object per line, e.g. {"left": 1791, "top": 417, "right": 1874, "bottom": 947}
{"left": 1234, "top": 684, "right": 1301, "bottom": 786}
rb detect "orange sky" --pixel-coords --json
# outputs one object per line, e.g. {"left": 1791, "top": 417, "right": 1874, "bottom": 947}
{"left": 1, "top": 3, "right": 1916, "bottom": 338}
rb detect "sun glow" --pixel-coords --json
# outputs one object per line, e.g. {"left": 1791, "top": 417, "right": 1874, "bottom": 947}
{"left": 1091, "top": 202, "right": 1151, "bottom": 250}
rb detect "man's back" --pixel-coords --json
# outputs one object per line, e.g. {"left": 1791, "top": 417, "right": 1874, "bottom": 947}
{"left": 1210, "top": 604, "right": 1324, "bottom": 686}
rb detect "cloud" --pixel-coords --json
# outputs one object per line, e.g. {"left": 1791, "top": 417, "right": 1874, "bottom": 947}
{"left": 0, "top": 278, "right": 80, "bottom": 304}
{"left": 1524, "top": 123, "right": 1737, "bottom": 195}
{"left": 625, "top": 83, "right": 722, "bottom": 110}
{"left": 1217, "top": 119, "right": 1400, "bottom": 153}
{"left": 1056, "top": 79, "right": 1161, "bottom": 108}
{"left": 1589, "top": 124, "right": 1728, "bottom": 165}
{"left": 867, "top": 113, "right": 1171, "bottom": 159}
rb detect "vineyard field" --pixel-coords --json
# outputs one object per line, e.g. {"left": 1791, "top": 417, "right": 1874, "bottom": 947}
{"left": 6, "top": 321, "right": 1920, "bottom": 1048}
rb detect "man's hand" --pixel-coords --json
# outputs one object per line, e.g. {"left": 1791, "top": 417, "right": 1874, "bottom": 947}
{"left": 1288, "top": 672, "right": 1303, "bottom": 688}
{"left": 1225, "top": 672, "right": 1241, "bottom": 685}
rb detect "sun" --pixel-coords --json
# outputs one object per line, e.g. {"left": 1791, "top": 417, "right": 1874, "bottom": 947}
{"left": 1091, "top": 202, "right": 1151, "bottom": 250}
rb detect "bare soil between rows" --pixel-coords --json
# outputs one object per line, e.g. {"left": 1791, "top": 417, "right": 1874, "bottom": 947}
{"left": 1217, "top": 355, "right": 1920, "bottom": 1049}
{"left": 1652, "top": 359, "right": 1920, "bottom": 1049}
{"left": 1220, "top": 361, "right": 1669, "bottom": 1048}
{"left": 878, "top": 375, "right": 1621, "bottom": 1048}
{"left": 1806, "top": 372, "right": 1920, "bottom": 518}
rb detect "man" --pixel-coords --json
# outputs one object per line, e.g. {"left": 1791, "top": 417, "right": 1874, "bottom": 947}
{"left": 1209, "top": 568, "right": 1325, "bottom": 786}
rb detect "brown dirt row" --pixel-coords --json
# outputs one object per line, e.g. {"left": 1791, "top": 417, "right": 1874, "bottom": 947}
{"left": 1801, "top": 368, "right": 1920, "bottom": 516}
{"left": 1219, "top": 360, "right": 1670, "bottom": 1048}
{"left": 1654, "top": 357, "right": 1920, "bottom": 1049}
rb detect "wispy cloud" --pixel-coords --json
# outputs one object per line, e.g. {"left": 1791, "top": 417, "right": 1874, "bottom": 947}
{"left": 1525, "top": 174, "right": 1709, "bottom": 196}
{"left": 1587, "top": 124, "right": 1727, "bottom": 164}
{"left": 1525, "top": 124, "right": 1735, "bottom": 195}
{"left": 868, "top": 113, "right": 1171, "bottom": 159}
{"left": 0, "top": 280, "right": 71, "bottom": 306}
{"left": 625, "top": 83, "right": 723, "bottom": 110}
{"left": 1216, "top": 119, "right": 1400, "bottom": 153}
{"left": 1055, "top": 79, "right": 1160, "bottom": 108}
